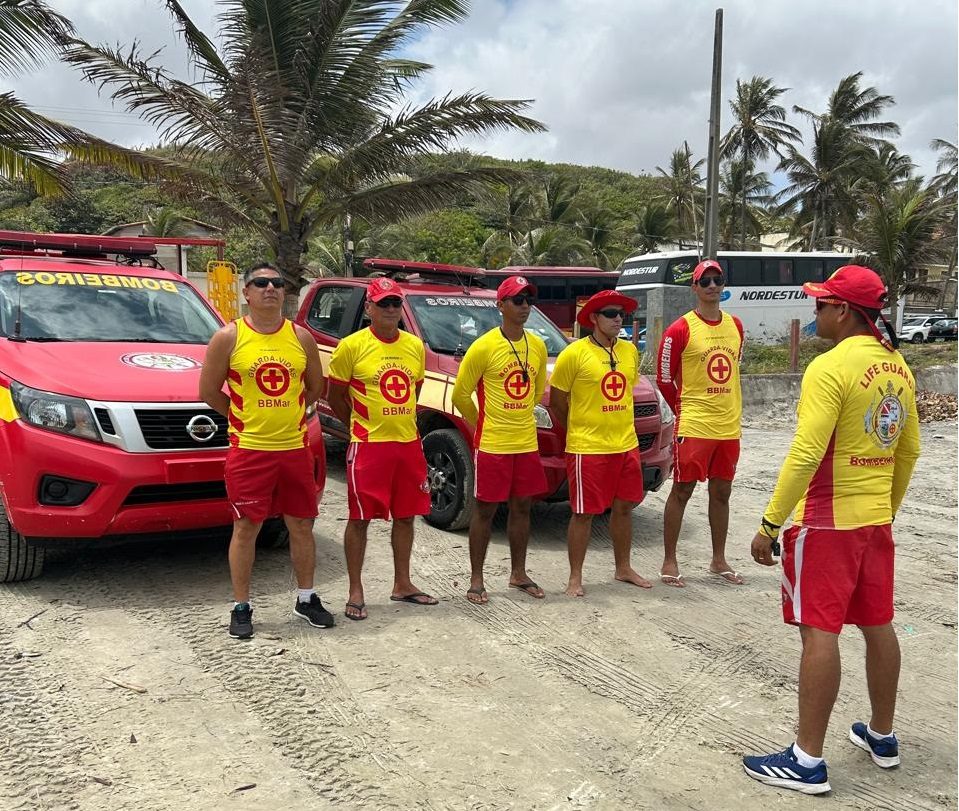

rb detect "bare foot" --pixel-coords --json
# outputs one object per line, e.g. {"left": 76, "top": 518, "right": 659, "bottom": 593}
{"left": 708, "top": 567, "right": 745, "bottom": 585}
{"left": 565, "top": 580, "right": 585, "bottom": 597}
{"left": 659, "top": 562, "right": 686, "bottom": 588}
{"left": 466, "top": 583, "right": 488, "bottom": 604}
{"left": 615, "top": 568, "right": 653, "bottom": 589}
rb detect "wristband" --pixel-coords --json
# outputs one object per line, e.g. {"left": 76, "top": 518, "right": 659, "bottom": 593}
{"left": 759, "top": 517, "right": 781, "bottom": 540}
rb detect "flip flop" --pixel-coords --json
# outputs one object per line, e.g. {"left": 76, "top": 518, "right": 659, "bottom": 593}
{"left": 709, "top": 569, "right": 744, "bottom": 585}
{"left": 660, "top": 573, "right": 686, "bottom": 588}
{"left": 466, "top": 586, "right": 488, "bottom": 604}
{"left": 344, "top": 601, "right": 367, "bottom": 621}
{"left": 509, "top": 580, "right": 545, "bottom": 599}
{"left": 389, "top": 592, "right": 438, "bottom": 606}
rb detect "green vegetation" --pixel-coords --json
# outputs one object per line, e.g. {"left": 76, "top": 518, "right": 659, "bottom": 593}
{"left": 741, "top": 338, "right": 957, "bottom": 374}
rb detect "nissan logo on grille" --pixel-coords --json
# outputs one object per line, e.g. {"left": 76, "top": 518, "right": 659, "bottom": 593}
{"left": 186, "top": 414, "right": 218, "bottom": 443}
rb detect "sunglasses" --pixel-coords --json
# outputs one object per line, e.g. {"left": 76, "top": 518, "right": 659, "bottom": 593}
{"left": 373, "top": 297, "right": 403, "bottom": 309}
{"left": 696, "top": 275, "right": 725, "bottom": 288}
{"left": 248, "top": 277, "right": 285, "bottom": 289}
{"left": 815, "top": 297, "right": 845, "bottom": 311}
{"left": 596, "top": 309, "right": 625, "bottom": 319}
{"left": 507, "top": 294, "right": 536, "bottom": 306}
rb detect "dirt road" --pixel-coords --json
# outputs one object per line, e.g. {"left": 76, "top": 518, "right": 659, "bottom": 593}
{"left": 1, "top": 420, "right": 955, "bottom": 810}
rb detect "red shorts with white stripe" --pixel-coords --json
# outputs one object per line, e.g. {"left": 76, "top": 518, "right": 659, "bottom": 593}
{"left": 780, "top": 523, "right": 895, "bottom": 634}
{"left": 673, "top": 436, "right": 740, "bottom": 482}
{"left": 474, "top": 450, "right": 547, "bottom": 503}
{"left": 566, "top": 449, "right": 645, "bottom": 515}
{"left": 224, "top": 446, "right": 319, "bottom": 523}
{"left": 346, "top": 440, "right": 431, "bottom": 521}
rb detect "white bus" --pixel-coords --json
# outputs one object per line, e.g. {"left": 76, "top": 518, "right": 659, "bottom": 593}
{"left": 615, "top": 250, "right": 851, "bottom": 342}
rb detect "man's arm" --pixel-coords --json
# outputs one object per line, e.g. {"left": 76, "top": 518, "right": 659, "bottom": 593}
{"left": 327, "top": 382, "right": 353, "bottom": 427}
{"left": 549, "top": 387, "right": 570, "bottom": 432}
{"left": 532, "top": 338, "right": 548, "bottom": 405}
{"left": 656, "top": 319, "right": 687, "bottom": 413}
{"left": 198, "top": 324, "right": 236, "bottom": 418}
{"left": 548, "top": 344, "right": 576, "bottom": 433}
{"left": 891, "top": 390, "right": 921, "bottom": 515}
{"left": 450, "top": 343, "right": 483, "bottom": 430}
{"left": 326, "top": 340, "right": 354, "bottom": 428}
{"left": 295, "top": 324, "right": 325, "bottom": 405}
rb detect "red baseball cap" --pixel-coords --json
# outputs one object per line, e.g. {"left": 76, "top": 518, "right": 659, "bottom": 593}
{"left": 366, "top": 276, "right": 405, "bottom": 302}
{"left": 802, "top": 265, "right": 888, "bottom": 310}
{"left": 497, "top": 275, "right": 537, "bottom": 301}
{"left": 576, "top": 290, "right": 637, "bottom": 328}
{"left": 692, "top": 259, "right": 723, "bottom": 282}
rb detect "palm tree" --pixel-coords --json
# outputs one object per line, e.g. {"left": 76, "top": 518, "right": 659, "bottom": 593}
{"left": 575, "top": 205, "right": 624, "bottom": 270}
{"left": 795, "top": 72, "right": 900, "bottom": 146}
{"left": 844, "top": 179, "right": 955, "bottom": 324}
{"left": 722, "top": 76, "right": 801, "bottom": 248}
{"left": 482, "top": 225, "right": 589, "bottom": 268}
{"left": 717, "top": 160, "right": 772, "bottom": 249}
{"left": 143, "top": 206, "right": 190, "bottom": 238}
{"left": 629, "top": 203, "right": 674, "bottom": 255}
{"left": 656, "top": 142, "right": 704, "bottom": 248}
{"left": 62, "top": 1, "right": 545, "bottom": 302}
{"left": 930, "top": 138, "right": 958, "bottom": 198}
{"left": 863, "top": 143, "right": 915, "bottom": 193}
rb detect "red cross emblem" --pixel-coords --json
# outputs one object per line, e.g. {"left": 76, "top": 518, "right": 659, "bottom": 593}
{"left": 601, "top": 371, "right": 628, "bottom": 402}
{"left": 379, "top": 369, "right": 411, "bottom": 404}
{"left": 504, "top": 369, "right": 531, "bottom": 400}
{"left": 255, "top": 363, "right": 291, "bottom": 396}
{"left": 706, "top": 352, "right": 733, "bottom": 384}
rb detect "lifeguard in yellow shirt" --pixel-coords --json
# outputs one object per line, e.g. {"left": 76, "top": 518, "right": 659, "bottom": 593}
{"left": 550, "top": 290, "right": 653, "bottom": 597}
{"left": 451, "top": 276, "right": 548, "bottom": 605}
{"left": 743, "top": 265, "right": 920, "bottom": 795}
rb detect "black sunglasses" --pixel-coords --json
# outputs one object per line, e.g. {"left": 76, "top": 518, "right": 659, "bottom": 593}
{"left": 596, "top": 308, "right": 625, "bottom": 319}
{"left": 373, "top": 297, "right": 403, "bottom": 309}
{"left": 696, "top": 275, "right": 725, "bottom": 288}
{"left": 508, "top": 294, "right": 536, "bottom": 306}
{"left": 248, "top": 277, "right": 285, "bottom": 289}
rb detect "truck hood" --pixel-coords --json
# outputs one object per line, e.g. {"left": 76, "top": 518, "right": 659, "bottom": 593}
{"left": 1, "top": 341, "right": 208, "bottom": 402}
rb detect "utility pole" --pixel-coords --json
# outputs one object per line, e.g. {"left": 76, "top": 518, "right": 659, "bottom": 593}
{"left": 702, "top": 8, "right": 723, "bottom": 260}
{"left": 343, "top": 212, "right": 354, "bottom": 277}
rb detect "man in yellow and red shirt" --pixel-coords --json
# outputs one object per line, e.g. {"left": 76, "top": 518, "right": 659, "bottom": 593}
{"left": 743, "top": 266, "right": 920, "bottom": 795}
{"left": 656, "top": 259, "right": 745, "bottom": 587}
{"left": 200, "top": 262, "right": 330, "bottom": 639}
{"left": 550, "top": 290, "right": 653, "bottom": 597}
{"left": 451, "top": 276, "right": 548, "bottom": 604}
{"left": 327, "top": 277, "right": 436, "bottom": 621}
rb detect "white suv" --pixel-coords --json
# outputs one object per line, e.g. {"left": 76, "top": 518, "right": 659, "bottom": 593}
{"left": 898, "top": 315, "right": 945, "bottom": 344}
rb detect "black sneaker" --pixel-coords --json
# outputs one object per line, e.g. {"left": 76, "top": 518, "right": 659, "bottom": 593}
{"left": 293, "top": 594, "right": 335, "bottom": 628}
{"left": 229, "top": 603, "right": 254, "bottom": 639}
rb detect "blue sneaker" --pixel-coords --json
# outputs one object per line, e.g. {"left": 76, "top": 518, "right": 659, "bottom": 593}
{"left": 742, "top": 746, "right": 831, "bottom": 794}
{"left": 849, "top": 722, "right": 900, "bottom": 768}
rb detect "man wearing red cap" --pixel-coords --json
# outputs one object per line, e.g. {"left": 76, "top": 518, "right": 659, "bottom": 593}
{"left": 743, "top": 265, "right": 920, "bottom": 795}
{"left": 656, "top": 258, "right": 745, "bottom": 587}
{"left": 550, "top": 290, "right": 653, "bottom": 597}
{"left": 327, "top": 277, "right": 437, "bottom": 621}
{"left": 451, "top": 275, "right": 549, "bottom": 604}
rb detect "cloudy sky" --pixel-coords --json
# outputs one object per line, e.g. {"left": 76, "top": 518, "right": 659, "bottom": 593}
{"left": 6, "top": 0, "right": 957, "bottom": 181}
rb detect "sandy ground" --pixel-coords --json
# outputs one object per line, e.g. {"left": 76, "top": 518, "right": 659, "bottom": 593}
{"left": 1, "top": 419, "right": 956, "bottom": 811}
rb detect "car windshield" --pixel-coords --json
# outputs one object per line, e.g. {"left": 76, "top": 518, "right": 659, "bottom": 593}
{"left": 0, "top": 271, "right": 221, "bottom": 342}
{"left": 406, "top": 293, "right": 570, "bottom": 356}
{"left": 902, "top": 318, "right": 926, "bottom": 327}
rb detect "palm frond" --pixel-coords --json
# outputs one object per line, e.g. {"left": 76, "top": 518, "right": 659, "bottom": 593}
{"left": 0, "top": 0, "right": 72, "bottom": 76}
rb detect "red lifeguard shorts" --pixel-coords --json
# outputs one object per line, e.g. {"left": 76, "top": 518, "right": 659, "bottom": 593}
{"left": 673, "top": 436, "right": 740, "bottom": 482}
{"left": 474, "top": 450, "right": 547, "bottom": 503}
{"left": 346, "top": 439, "right": 431, "bottom": 521}
{"left": 566, "top": 448, "right": 645, "bottom": 515}
{"left": 224, "top": 446, "right": 319, "bottom": 523}
{"left": 781, "top": 524, "right": 895, "bottom": 634}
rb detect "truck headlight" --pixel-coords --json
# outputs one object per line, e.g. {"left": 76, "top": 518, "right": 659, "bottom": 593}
{"left": 533, "top": 404, "right": 553, "bottom": 429}
{"left": 10, "top": 382, "right": 101, "bottom": 441}
{"left": 656, "top": 389, "right": 674, "bottom": 425}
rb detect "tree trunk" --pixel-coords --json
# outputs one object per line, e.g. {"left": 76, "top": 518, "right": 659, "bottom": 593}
{"left": 740, "top": 185, "right": 747, "bottom": 249}
{"left": 274, "top": 231, "right": 308, "bottom": 319}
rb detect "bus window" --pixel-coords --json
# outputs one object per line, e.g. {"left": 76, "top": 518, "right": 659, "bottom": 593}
{"left": 794, "top": 258, "right": 823, "bottom": 283}
{"left": 667, "top": 258, "right": 697, "bottom": 285}
{"left": 730, "top": 257, "right": 762, "bottom": 286}
{"left": 823, "top": 257, "right": 846, "bottom": 277}
{"left": 763, "top": 258, "right": 793, "bottom": 285}
{"left": 571, "top": 282, "right": 602, "bottom": 298}
{"left": 533, "top": 277, "right": 565, "bottom": 301}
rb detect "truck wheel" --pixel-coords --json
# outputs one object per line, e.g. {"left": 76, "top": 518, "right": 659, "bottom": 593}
{"left": 0, "top": 503, "right": 44, "bottom": 582}
{"left": 257, "top": 518, "right": 290, "bottom": 549}
{"left": 422, "top": 429, "right": 474, "bottom": 531}
{"left": 911, "top": 333, "right": 924, "bottom": 343}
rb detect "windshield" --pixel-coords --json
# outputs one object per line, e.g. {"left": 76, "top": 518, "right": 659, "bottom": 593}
{"left": 902, "top": 318, "right": 926, "bottom": 327}
{"left": 406, "top": 294, "right": 570, "bottom": 356}
{"left": 0, "top": 271, "right": 221, "bottom": 342}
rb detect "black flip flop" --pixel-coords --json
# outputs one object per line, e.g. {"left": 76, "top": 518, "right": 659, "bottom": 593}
{"left": 344, "top": 601, "right": 367, "bottom": 621}
{"left": 509, "top": 580, "right": 545, "bottom": 598}
{"left": 389, "top": 592, "right": 438, "bottom": 606}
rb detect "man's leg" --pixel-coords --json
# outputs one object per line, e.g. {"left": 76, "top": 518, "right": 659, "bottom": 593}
{"left": 661, "top": 480, "right": 696, "bottom": 585}
{"left": 796, "top": 624, "right": 842, "bottom": 758}
{"left": 390, "top": 517, "right": 437, "bottom": 604}
{"left": 344, "top": 519, "right": 371, "bottom": 619}
{"left": 611, "top": 498, "right": 652, "bottom": 588}
{"left": 859, "top": 623, "right": 900, "bottom": 734}
{"left": 565, "top": 513, "right": 593, "bottom": 597}
{"left": 467, "top": 500, "right": 498, "bottom": 604}
{"left": 707, "top": 478, "right": 742, "bottom": 584}
{"left": 229, "top": 517, "right": 263, "bottom": 602}
{"left": 507, "top": 496, "right": 544, "bottom": 597}
{"left": 286, "top": 515, "right": 316, "bottom": 589}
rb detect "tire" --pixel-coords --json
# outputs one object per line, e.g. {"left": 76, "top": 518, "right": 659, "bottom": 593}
{"left": 911, "top": 332, "right": 924, "bottom": 343}
{"left": 422, "top": 428, "right": 474, "bottom": 531}
{"left": 0, "top": 501, "right": 44, "bottom": 582}
{"left": 257, "top": 518, "right": 290, "bottom": 549}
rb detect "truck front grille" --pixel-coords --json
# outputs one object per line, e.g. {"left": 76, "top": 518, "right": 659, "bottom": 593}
{"left": 123, "top": 481, "right": 227, "bottom": 506}
{"left": 133, "top": 408, "right": 229, "bottom": 450}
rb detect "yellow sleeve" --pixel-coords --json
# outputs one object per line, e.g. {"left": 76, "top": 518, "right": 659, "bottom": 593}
{"left": 327, "top": 335, "right": 355, "bottom": 384}
{"left": 891, "top": 389, "right": 921, "bottom": 515}
{"left": 451, "top": 338, "right": 484, "bottom": 425}
{"left": 415, "top": 338, "right": 426, "bottom": 384}
{"left": 532, "top": 337, "right": 548, "bottom": 404}
{"left": 549, "top": 343, "right": 578, "bottom": 392}
{"left": 763, "top": 358, "right": 844, "bottom": 528}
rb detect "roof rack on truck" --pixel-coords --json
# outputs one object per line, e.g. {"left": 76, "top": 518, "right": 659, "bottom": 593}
{"left": 0, "top": 229, "right": 158, "bottom": 259}
{"left": 362, "top": 257, "right": 487, "bottom": 288}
